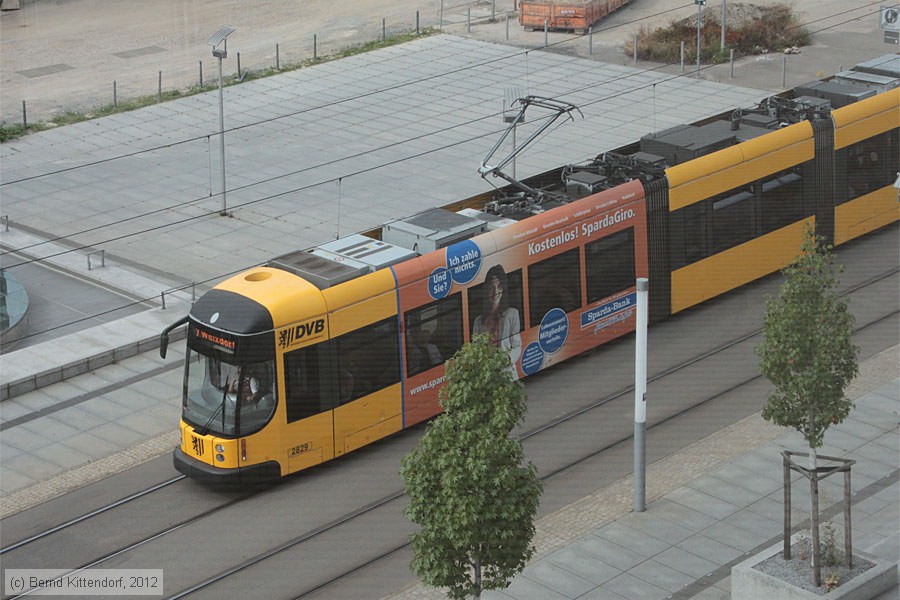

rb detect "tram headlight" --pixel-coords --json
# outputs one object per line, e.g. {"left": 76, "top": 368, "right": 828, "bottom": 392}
{"left": 215, "top": 454, "right": 225, "bottom": 462}
{"left": 215, "top": 444, "right": 225, "bottom": 453}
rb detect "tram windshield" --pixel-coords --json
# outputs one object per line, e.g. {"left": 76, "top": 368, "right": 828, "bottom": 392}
{"left": 183, "top": 349, "right": 276, "bottom": 437}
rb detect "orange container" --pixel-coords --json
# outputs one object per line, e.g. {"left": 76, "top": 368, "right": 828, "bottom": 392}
{"left": 520, "top": 0, "right": 631, "bottom": 33}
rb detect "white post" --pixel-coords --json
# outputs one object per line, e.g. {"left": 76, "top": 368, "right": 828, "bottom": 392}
{"left": 217, "top": 55, "right": 227, "bottom": 216}
{"left": 633, "top": 278, "right": 649, "bottom": 512}
{"left": 696, "top": 1, "right": 703, "bottom": 77}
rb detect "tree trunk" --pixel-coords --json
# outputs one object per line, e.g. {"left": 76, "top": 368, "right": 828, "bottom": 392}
{"left": 474, "top": 558, "right": 482, "bottom": 599}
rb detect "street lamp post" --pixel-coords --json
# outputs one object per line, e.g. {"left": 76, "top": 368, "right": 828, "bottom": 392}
{"left": 208, "top": 26, "right": 236, "bottom": 216}
{"left": 695, "top": 0, "right": 706, "bottom": 77}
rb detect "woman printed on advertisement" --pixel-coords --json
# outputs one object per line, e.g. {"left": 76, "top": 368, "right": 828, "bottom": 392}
{"left": 472, "top": 264, "right": 522, "bottom": 380}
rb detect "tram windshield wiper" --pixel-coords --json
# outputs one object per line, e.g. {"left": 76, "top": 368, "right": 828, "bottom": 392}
{"left": 197, "top": 392, "right": 227, "bottom": 436}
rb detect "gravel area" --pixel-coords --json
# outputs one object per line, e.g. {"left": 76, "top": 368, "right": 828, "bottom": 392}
{"left": 754, "top": 541, "right": 876, "bottom": 595}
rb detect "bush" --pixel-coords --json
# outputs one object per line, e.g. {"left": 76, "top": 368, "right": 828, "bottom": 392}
{"left": 628, "top": 3, "right": 811, "bottom": 64}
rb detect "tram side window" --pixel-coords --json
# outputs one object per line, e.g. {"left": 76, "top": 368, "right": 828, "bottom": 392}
{"left": 528, "top": 248, "right": 582, "bottom": 326}
{"left": 761, "top": 165, "right": 806, "bottom": 234}
{"left": 284, "top": 343, "right": 326, "bottom": 422}
{"left": 845, "top": 130, "right": 898, "bottom": 203}
{"left": 405, "top": 294, "right": 463, "bottom": 377}
{"left": 670, "top": 202, "right": 708, "bottom": 270}
{"left": 585, "top": 228, "right": 635, "bottom": 304}
{"left": 335, "top": 317, "right": 400, "bottom": 403}
{"left": 711, "top": 186, "right": 755, "bottom": 254}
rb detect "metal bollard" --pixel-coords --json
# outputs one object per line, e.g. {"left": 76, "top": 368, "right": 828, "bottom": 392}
{"left": 544, "top": 19, "right": 548, "bottom": 47}
{"left": 158, "top": 71, "right": 162, "bottom": 101}
{"left": 506, "top": 12, "right": 509, "bottom": 40}
{"left": 382, "top": 18, "right": 386, "bottom": 42}
{"left": 782, "top": 55, "right": 786, "bottom": 88}
{"left": 113, "top": 81, "right": 117, "bottom": 108}
{"left": 730, "top": 48, "right": 734, "bottom": 78}
{"left": 633, "top": 32, "right": 638, "bottom": 62}
{"left": 467, "top": 7, "right": 471, "bottom": 33}
{"left": 1, "top": 215, "right": 9, "bottom": 231}
{"left": 314, "top": 34, "right": 317, "bottom": 60}
{"left": 237, "top": 52, "right": 241, "bottom": 79}
{"left": 276, "top": 44, "right": 280, "bottom": 70}
{"left": 199, "top": 61, "right": 203, "bottom": 87}
{"left": 680, "top": 41, "right": 685, "bottom": 72}
{"left": 416, "top": 10, "right": 420, "bottom": 35}
{"left": 491, "top": 0, "right": 495, "bottom": 22}
{"left": 589, "top": 26, "right": 592, "bottom": 55}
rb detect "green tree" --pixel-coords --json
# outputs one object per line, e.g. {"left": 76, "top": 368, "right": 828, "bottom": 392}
{"left": 400, "top": 334, "right": 542, "bottom": 600}
{"left": 757, "top": 223, "right": 859, "bottom": 464}
{"left": 756, "top": 223, "right": 859, "bottom": 585}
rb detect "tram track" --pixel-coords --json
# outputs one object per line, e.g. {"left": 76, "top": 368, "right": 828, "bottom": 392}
{"left": 2, "top": 258, "right": 895, "bottom": 600}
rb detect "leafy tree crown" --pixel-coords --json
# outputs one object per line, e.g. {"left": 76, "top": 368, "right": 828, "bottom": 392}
{"left": 756, "top": 223, "right": 859, "bottom": 449}
{"left": 400, "top": 334, "right": 543, "bottom": 600}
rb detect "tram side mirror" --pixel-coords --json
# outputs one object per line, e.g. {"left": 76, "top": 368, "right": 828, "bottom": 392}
{"left": 159, "top": 316, "right": 190, "bottom": 359}
{"left": 159, "top": 333, "right": 170, "bottom": 359}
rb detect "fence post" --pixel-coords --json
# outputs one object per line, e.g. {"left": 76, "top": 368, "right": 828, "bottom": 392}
{"left": 314, "top": 34, "right": 317, "bottom": 60}
{"left": 416, "top": 10, "right": 420, "bottom": 35}
{"left": 491, "top": 0, "right": 495, "bottom": 22}
{"left": 158, "top": 71, "right": 162, "bottom": 101}
{"left": 276, "top": 44, "right": 280, "bottom": 69}
{"left": 113, "top": 81, "right": 117, "bottom": 109}
{"left": 589, "top": 26, "right": 593, "bottom": 55}
{"left": 21, "top": 100, "right": 27, "bottom": 129}
{"left": 782, "top": 55, "right": 786, "bottom": 88}
{"left": 199, "top": 61, "right": 203, "bottom": 86}
{"left": 237, "top": 52, "right": 241, "bottom": 79}
{"left": 382, "top": 18, "right": 386, "bottom": 42}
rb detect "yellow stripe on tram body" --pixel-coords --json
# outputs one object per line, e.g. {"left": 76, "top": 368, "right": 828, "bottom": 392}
{"left": 832, "top": 88, "right": 900, "bottom": 150}
{"left": 671, "top": 219, "right": 811, "bottom": 314}
{"left": 667, "top": 122, "right": 814, "bottom": 212}
{"left": 836, "top": 188, "right": 900, "bottom": 245}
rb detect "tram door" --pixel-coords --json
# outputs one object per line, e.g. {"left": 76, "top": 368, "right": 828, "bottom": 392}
{"left": 331, "top": 315, "right": 403, "bottom": 456}
{"left": 282, "top": 341, "right": 335, "bottom": 474}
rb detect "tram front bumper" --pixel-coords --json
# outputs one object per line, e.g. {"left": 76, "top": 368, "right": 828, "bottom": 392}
{"left": 173, "top": 447, "right": 280, "bottom": 488}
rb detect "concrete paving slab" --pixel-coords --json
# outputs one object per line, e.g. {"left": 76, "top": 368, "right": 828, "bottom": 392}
{"left": 664, "top": 487, "right": 742, "bottom": 521}
{"left": 643, "top": 498, "right": 719, "bottom": 533}
{"left": 574, "top": 535, "right": 647, "bottom": 572}
{"left": 688, "top": 474, "right": 763, "bottom": 509}
{"left": 675, "top": 533, "right": 747, "bottom": 565}
{"left": 700, "top": 520, "right": 772, "bottom": 553}
{"left": 593, "top": 520, "right": 670, "bottom": 557}
{"left": 519, "top": 561, "right": 596, "bottom": 598}
{"left": 602, "top": 571, "right": 670, "bottom": 600}
{"left": 543, "top": 547, "right": 621, "bottom": 585}
{"left": 629, "top": 558, "right": 696, "bottom": 593}
{"left": 614, "top": 510, "right": 694, "bottom": 545}
{"left": 653, "top": 546, "right": 719, "bottom": 580}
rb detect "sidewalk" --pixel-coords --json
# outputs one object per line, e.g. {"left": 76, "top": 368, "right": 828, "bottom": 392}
{"left": 385, "top": 346, "right": 899, "bottom": 599}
